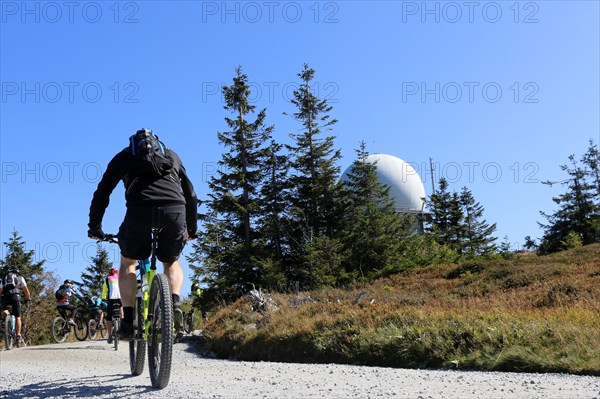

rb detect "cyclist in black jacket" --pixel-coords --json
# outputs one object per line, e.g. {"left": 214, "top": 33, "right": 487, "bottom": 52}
{"left": 88, "top": 128, "right": 198, "bottom": 339}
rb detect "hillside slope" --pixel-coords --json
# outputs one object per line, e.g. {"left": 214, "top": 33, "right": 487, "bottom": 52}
{"left": 204, "top": 244, "right": 600, "bottom": 375}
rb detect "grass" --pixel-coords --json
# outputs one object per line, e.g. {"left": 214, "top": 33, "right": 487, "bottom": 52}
{"left": 202, "top": 244, "right": 600, "bottom": 375}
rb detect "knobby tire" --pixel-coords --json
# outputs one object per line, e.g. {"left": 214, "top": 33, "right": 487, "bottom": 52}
{"left": 129, "top": 296, "right": 146, "bottom": 376}
{"left": 148, "top": 274, "right": 173, "bottom": 389}
{"left": 88, "top": 319, "right": 98, "bottom": 340}
{"left": 51, "top": 317, "right": 68, "bottom": 343}
{"left": 74, "top": 314, "right": 89, "bottom": 341}
{"left": 4, "top": 316, "right": 14, "bottom": 350}
{"left": 113, "top": 317, "right": 120, "bottom": 351}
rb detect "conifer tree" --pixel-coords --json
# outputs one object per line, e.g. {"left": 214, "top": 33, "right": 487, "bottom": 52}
{"left": 0, "top": 231, "right": 58, "bottom": 345}
{"left": 80, "top": 244, "right": 113, "bottom": 298}
{"left": 340, "top": 141, "right": 407, "bottom": 281}
{"left": 257, "top": 140, "right": 291, "bottom": 287}
{"left": 189, "top": 67, "right": 273, "bottom": 301}
{"left": 285, "top": 64, "right": 343, "bottom": 288}
{"left": 582, "top": 139, "right": 600, "bottom": 199}
{"left": 459, "top": 186, "right": 497, "bottom": 256}
{"left": 0, "top": 231, "right": 46, "bottom": 297}
{"left": 539, "top": 152, "right": 600, "bottom": 254}
{"left": 427, "top": 178, "right": 464, "bottom": 252}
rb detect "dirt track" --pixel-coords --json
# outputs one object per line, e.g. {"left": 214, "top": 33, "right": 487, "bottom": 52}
{"left": 0, "top": 335, "right": 598, "bottom": 399}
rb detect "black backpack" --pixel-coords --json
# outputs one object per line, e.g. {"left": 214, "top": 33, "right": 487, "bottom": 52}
{"left": 129, "top": 128, "right": 174, "bottom": 176}
{"left": 2, "top": 271, "right": 18, "bottom": 292}
{"left": 55, "top": 285, "right": 67, "bottom": 301}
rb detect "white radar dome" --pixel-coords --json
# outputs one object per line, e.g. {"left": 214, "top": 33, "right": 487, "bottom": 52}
{"left": 341, "top": 153, "right": 426, "bottom": 213}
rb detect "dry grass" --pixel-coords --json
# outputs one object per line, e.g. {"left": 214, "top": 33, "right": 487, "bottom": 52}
{"left": 203, "top": 244, "right": 600, "bottom": 375}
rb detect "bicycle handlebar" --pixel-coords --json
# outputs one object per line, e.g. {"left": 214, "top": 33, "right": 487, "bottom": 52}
{"left": 102, "top": 234, "right": 119, "bottom": 244}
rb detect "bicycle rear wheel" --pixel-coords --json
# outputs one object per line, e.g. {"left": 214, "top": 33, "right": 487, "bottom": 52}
{"left": 88, "top": 319, "right": 98, "bottom": 340}
{"left": 184, "top": 311, "right": 194, "bottom": 334}
{"left": 74, "top": 314, "right": 89, "bottom": 341}
{"left": 4, "top": 316, "right": 14, "bottom": 350}
{"left": 51, "top": 317, "right": 68, "bottom": 343}
{"left": 130, "top": 296, "right": 146, "bottom": 376}
{"left": 148, "top": 273, "right": 173, "bottom": 389}
{"left": 99, "top": 318, "right": 107, "bottom": 338}
{"left": 113, "top": 317, "right": 120, "bottom": 351}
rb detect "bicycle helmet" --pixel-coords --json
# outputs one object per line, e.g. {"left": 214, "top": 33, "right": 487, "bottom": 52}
{"left": 8, "top": 267, "right": 19, "bottom": 274}
{"left": 64, "top": 279, "right": 74, "bottom": 285}
{"left": 109, "top": 268, "right": 118, "bottom": 276}
{"left": 191, "top": 282, "right": 199, "bottom": 290}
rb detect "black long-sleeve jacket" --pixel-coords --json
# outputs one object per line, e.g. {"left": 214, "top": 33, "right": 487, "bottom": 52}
{"left": 88, "top": 147, "right": 198, "bottom": 235}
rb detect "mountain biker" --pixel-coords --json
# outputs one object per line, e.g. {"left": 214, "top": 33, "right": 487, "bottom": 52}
{"left": 87, "top": 128, "right": 198, "bottom": 340}
{"left": 102, "top": 268, "right": 122, "bottom": 344}
{"left": 87, "top": 295, "right": 106, "bottom": 326}
{"left": 55, "top": 279, "right": 83, "bottom": 325}
{"left": 190, "top": 282, "right": 202, "bottom": 311}
{"left": 0, "top": 267, "right": 31, "bottom": 344}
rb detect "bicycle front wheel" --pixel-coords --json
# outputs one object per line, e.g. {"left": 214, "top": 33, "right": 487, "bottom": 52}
{"left": 130, "top": 296, "right": 146, "bottom": 376}
{"left": 148, "top": 273, "right": 173, "bottom": 389}
{"left": 4, "top": 316, "right": 14, "bottom": 350}
{"left": 51, "top": 317, "right": 68, "bottom": 343}
{"left": 74, "top": 315, "right": 89, "bottom": 341}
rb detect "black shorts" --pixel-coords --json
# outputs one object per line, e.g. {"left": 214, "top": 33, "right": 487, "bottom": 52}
{"left": 118, "top": 204, "right": 188, "bottom": 263}
{"left": 1, "top": 294, "right": 21, "bottom": 317}
{"left": 106, "top": 299, "right": 122, "bottom": 321}
{"left": 56, "top": 303, "right": 76, "bottom": 318}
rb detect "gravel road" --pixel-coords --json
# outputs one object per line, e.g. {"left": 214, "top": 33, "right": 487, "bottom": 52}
{"left": 0, "top": 334, "right": 598, "bottom": 399}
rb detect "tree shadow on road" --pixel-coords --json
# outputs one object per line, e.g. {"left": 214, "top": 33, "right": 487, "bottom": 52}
{"left": 1, "top": 374, "right": 155, "bottom": 399}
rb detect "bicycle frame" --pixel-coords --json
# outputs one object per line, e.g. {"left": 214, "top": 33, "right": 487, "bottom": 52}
{"left": 137, "top": 257, "right": 156, "bottom": 340}
{"left": 104, "top": 226, "right": 173, "bottom": 388}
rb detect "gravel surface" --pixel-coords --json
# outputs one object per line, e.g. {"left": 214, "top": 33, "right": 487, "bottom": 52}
{"left": 0, "top": 334, "right": 598, "bottom": 399}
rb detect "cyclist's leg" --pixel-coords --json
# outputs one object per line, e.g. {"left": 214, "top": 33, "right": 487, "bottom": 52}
{"left": 1, "top": 296, "right": 9, "bottom": 320}
{"left": 156, "top": 204, "right": 187, "bottom": 302}
{"left": 118, "top": 206, "right": 152, "bottom": 340}
{"left": 119, "top": 256, "right": 138, "bottom": 308}
{"left": 162, "top": 260, "right": 183, "bottom": 298}
{"left": 70, "top": 304, "right": 78, "bottom": 321}
{"left": 11, "top": 295, "right": 22, "bottom": 336}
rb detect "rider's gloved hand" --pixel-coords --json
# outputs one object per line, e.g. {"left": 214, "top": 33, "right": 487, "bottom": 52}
{"left": 88, "top": 227, "right": 105, "bottom": 240}
{"left": 187, "top": 229, "right": 198, "bottom": 240}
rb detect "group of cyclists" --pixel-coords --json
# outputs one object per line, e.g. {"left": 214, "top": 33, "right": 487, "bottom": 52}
{"left": 0, "top": 267, "right": 202, "bottom": 347}
{"left": 2, "top": 128, "right": 202, "bottom": 348}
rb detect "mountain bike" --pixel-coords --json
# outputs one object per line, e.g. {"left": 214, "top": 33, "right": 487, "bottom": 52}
{"left": 1, "top": 300, "right": 28, "bottom": 350}
{"left": 104, "top": 231, "right": 174, "bottom": 389}
{"left": 51, "top": 303, "right": 89, "bottom": 343}
{"left": 88, "top": 307, "right": 107, "bottom": 340}
{"left": 110, "top": 301, "right": 122, "bottom": 351}
{"left": 182, "top": 307, "right": 196, "bottom": 335}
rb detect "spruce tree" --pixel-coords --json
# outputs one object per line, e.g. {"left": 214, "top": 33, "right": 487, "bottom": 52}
{"left": 0, "top": 231, "right": 58, "bottom": 345}
{"left": 257, "top": 140, "right": 291, "bottom": 288}
{"left": 0, "top": 231, "right": 46, "bottom": 298}
{"left": 190, "top": 67, "right": 273, "bottom": 301}
{"left": 582, "top": 139, "right": 600, "bottom": 199}
{"left": 539, "top": 153, "right": 600, "bottom": 254}
{"left": 80, "top": 244, "right": 113, "bottom": 298}
{"left": 427, "top": 178, "right": 465, "bottom": 253}
{"left": 285, "top": 64, "right": 343, "bottom": 288}
{"left": 459, "top": 186, "right": 497, "bottom": 256}
{"left": 340, "top": 141, "right": 407, "bottom": 281}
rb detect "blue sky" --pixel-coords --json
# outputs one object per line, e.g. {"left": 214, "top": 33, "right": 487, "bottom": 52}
{"left": 1, "top": 1, "right": 599, "bottom": 296}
